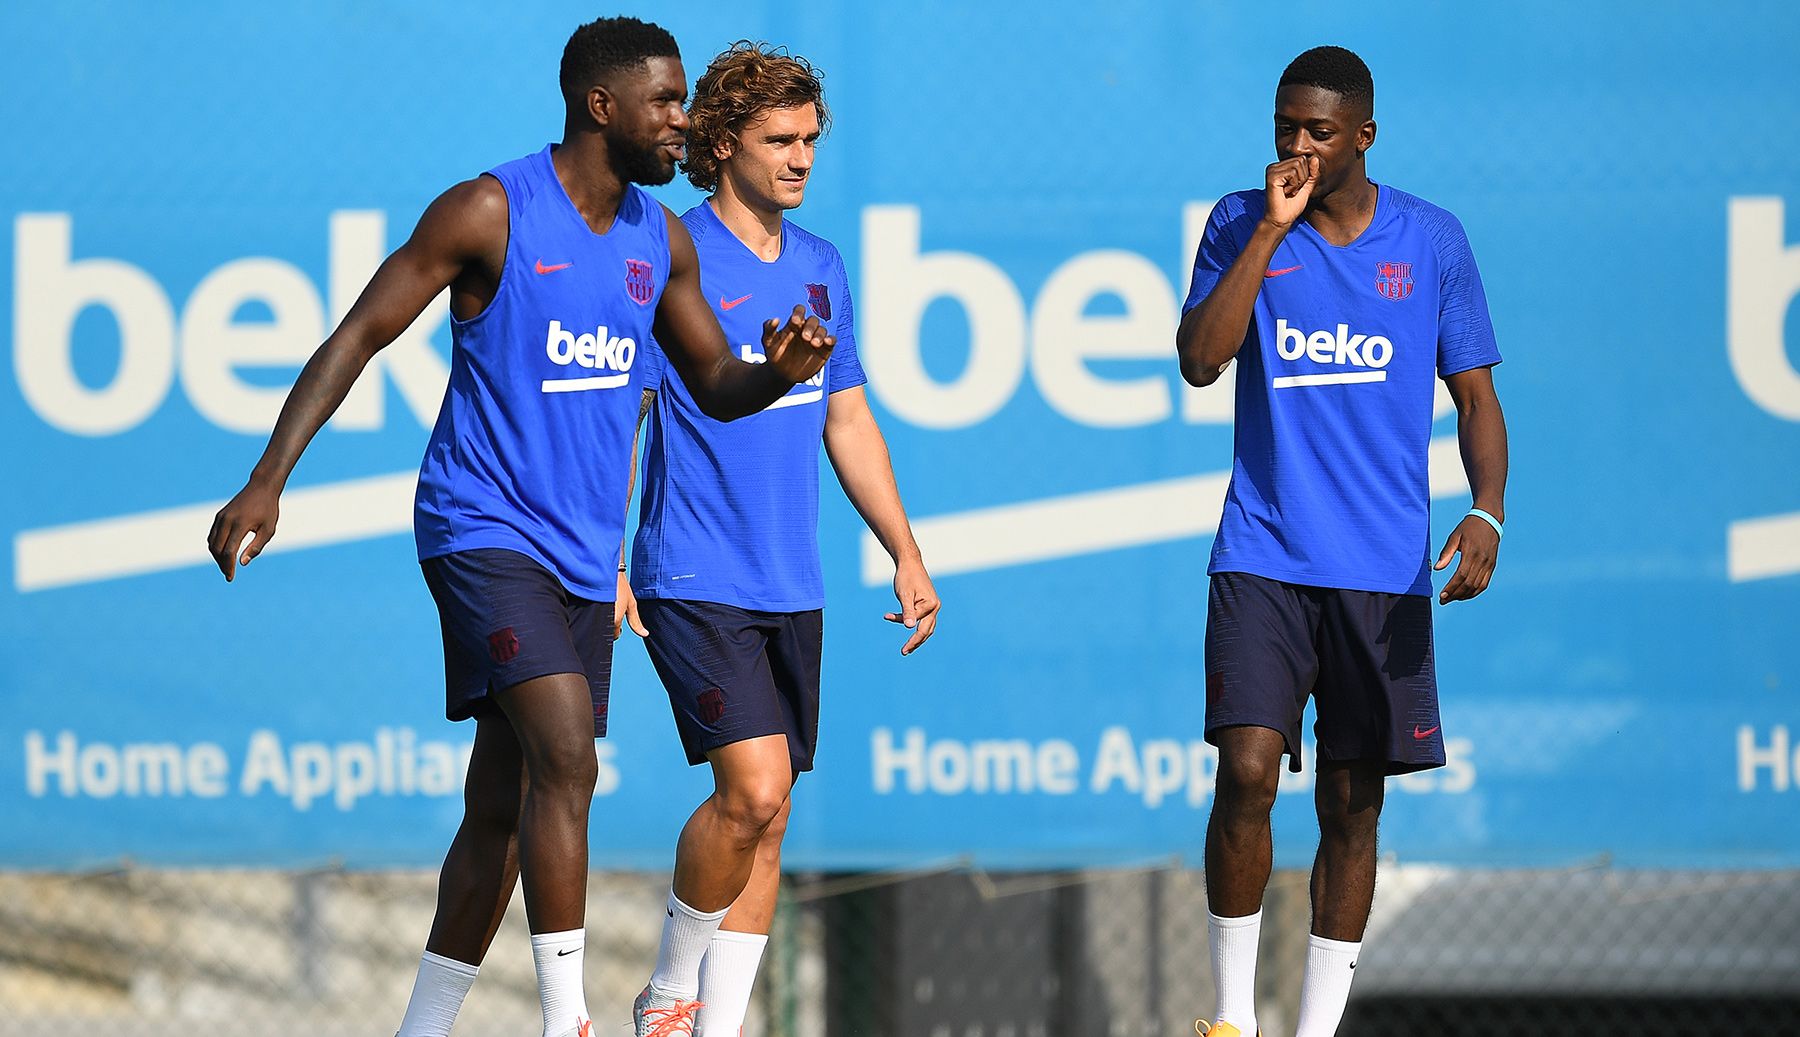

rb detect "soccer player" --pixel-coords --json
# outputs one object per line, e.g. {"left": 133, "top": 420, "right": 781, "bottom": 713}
{"left": 619, "top": 42, "right": 940, "bottom": 1037}
{"left": 1175, "top": 47, "right": 1508, "bottom": 1037}
{"left": 205, "top": 19, "right": 835, "bottom": 1037}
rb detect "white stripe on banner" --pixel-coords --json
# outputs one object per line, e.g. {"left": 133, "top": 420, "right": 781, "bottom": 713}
{"left": 1728, "top": 511, "right": 1800, "bottom": 582}
{"left": 541, "top": 374, "right": 629, "bottom": 393}
{"left": 14, "top": 472, "right": 418, "bottom": 593}
{"left": 13, "top": 436, "right": 1470, "bottom": 593}
{"left": 863, "top": 435, "right": 1470, "bottom": 584}
{"left": 1272, "top": 371, "right": 1388, "bottom": 389}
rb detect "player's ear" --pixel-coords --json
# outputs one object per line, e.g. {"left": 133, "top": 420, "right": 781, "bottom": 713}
{"left": 587, "top": 83, "right": 616, "bottom": 128}
{"left": 1359, "top": 119, "right": 1377, "bottom": 155}
{"left": 713, "top": 130, "right": 736, "bottom": 164}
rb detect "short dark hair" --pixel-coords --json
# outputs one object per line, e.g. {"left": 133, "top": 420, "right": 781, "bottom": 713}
{"left": 560, "top": 16, "right": 680, "bottom": 110}
{"left": 1279, "top": 46, "right": 1374, "bottom": 115}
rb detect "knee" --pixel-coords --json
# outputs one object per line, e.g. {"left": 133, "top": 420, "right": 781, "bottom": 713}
{"left": 526, "top": 739, "right": 598, "bottom": 799}
{"left": 1214, "top": 754, "right": 1280, "bottom": 818}
{"left": 1317, "top": 771, "right": 1385, "bottom": 844}
{"left": 463, "top": 781, "right": 524, "bottom": 838}
{"left": 715, "top": 780, "right": 790, "bottom": 841}
{"left": 759, "top": 795, "right": 793, "bottom": 845}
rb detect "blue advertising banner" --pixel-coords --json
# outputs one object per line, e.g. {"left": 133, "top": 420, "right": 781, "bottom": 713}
{"left": 3, "top": 1, "right": 1796, "bottom": 870}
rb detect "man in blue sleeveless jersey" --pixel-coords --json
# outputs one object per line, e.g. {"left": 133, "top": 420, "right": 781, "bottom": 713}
{"left": 1176, "top": 48, "right": 1509, "bottom": 1037}
{"left": 617, "top": 43, "right": 940, "bottom": 1037}
{"left": 206, "top": 19, "right": 836, "bottom": 1037}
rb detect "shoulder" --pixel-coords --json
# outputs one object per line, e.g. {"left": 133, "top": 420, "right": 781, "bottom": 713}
{"left": 1216, "top": 189, "right": 1266, "bottom": 219}
{"left": 784, "top": 218, "right": 847, "bottom": 273}
{"left": 1384, "top": 186, "right": 1472, "bottom": 257}
{"left": 1207, "top": 190, "right": 1266, "bottom": 243}
{"left": 415, "top": 175, "right": 508, "bottom": 252}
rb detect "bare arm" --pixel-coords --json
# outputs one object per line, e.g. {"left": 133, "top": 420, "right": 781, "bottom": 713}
{"left": 612, "top": 388, "right": 654, "bottom": 638}
{"left": 1175, "top": 156, "right": 1318, "bottom": 387}
{"left": 1433, "top": 366, "right": 1510, "bottom": 603}
{"left": 652, "top": 209, "right": 835, "bottom": 421}
{"left": 207, "top": 177, "right": 506, "bottom": 579}
{"left": 824, "top": 387, "right": 939, "bottom": 654}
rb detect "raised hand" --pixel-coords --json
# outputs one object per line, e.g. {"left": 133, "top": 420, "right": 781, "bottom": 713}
{"left": 760, "top": 304, "right": 835, "bottom": 385}
{"left": 1433, "top": 514, "right": 1500, "bottom": 604}
{"left": 207, "top": 480, "right": 281, "bottom": 581}
{"left": 1263, "top": 154, "right": 1319, "bottom": 229}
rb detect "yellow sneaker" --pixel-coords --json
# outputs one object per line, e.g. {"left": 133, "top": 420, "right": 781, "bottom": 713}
{"left": 1192, "top": 1022, "right": 1258, "bottom": 1037}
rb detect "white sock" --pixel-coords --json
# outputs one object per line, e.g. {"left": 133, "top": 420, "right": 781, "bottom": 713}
{"left": 1293, "top": 933, "right": 1361, "bottom": 1037}
{"left": 530, "top": 929, "right": 590, "bottom": 1037}
{"left": 695, "top": 929, "right": 769, "bottom": 1035}
{"left": 649, "top": 891, "right": 731, "bottom": 998}
{"left": 396, "top": 950, "right": 479, "bottom": 1037}
{"left": 1207, "top": 909, "right": 1262, "bottom": 1034}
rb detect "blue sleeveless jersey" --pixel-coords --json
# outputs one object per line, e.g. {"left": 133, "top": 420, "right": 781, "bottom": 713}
{"left": 414, "top": 145, "right": 669, "bottom": 601}
{"left": 1182, "top": 183, "right": 1500, "bottom": 596}
{"left": 630, "top": 202, "right": 866, "bottom": 611}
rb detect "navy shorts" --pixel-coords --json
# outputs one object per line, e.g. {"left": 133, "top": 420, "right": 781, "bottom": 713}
{"left": 639, "top": 599, "right": 823, "bottom": 772}
{"left": 1204, "top": 571, "right": 1443, "bottom": 775}
{"left": 420, "top": 548, "right": 615, "bottom": 736}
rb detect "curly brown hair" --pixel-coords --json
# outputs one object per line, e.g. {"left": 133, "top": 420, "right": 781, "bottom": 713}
{"left": 682, "top": 41, "right": 831, "bottom": 194}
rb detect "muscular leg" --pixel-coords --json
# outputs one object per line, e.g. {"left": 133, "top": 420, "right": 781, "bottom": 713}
{"left": 673, "top": 735, "right": 796, "bottom": 912}
{"left": 692, "top": 785, "right": 793, "bottom": 1037}
{"left": 1204, "top": 725, "right": 1287, "bottom": 916}
{"left": 1308, "top": 760, "right": 1385, "bottom": 941}
{"left": 424, "top": 712, "right": 527, "bottom": 963}
{"left": 720, "top": 783, "right": 793, "bottom": 933}
{"left": 1203, "top": 725, "right": 1286, "bottom": 1035}
{"left": 642, "top": 735, "right": 792, "bottom": 1017}
{"left": 492, "top": 672, "right": 600, "bottom": 933}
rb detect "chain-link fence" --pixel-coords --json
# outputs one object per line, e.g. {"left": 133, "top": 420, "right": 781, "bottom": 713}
{"left": 3, "top": 863, "right": 1797, "bottom": 1036}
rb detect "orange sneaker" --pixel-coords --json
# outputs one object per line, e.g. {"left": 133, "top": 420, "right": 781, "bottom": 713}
{"left": 1193, "top": 1022, "right": 1258, "bottom": 1037}
{"left": 633, "top": 984, "right": 703, "bottom": 1037}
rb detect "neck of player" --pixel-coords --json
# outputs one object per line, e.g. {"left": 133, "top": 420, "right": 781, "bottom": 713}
{"left": 1305, "top": 166, "right": 1379, "bottom": 245}
{"left": 709, "top": 181, "right": 785, "bottom": 261}
{"left": 553, "top": 132, "right": 629, "bottom": 234}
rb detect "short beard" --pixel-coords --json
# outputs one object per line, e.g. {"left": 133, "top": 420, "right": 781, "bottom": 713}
{"left": 612, "top": 136, "right": 676, "bottom": 186}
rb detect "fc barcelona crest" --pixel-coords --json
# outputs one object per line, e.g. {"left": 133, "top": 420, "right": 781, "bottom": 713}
{"left": 806, "top": 282, "right": 831, "bottom": 320}
{"left": 1375, "top": 260, "right": 1413, "bottom": 301}
{"left": 625, "top": 258, "right": 655, "bottom": 305}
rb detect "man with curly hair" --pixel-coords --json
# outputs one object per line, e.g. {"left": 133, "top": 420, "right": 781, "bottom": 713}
{"left": 1177, "top": 46, "right": 1508, "bottom": 1037}
{"left": 622, "top": 41, "right": 940, "bottom": 1037}
{"left": 207, "top": 17, "right": 835, "bottom": 1037}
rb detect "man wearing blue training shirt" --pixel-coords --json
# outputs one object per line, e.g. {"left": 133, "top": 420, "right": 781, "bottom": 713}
{"left": 208, "top": 19, "right": 835, "bottom": 1037}
{"left": 619, "top": 42, "right": 940, "bottom": 1037}
{"left": 1176, "top": 47, "right": 1509, "bottom": 1037}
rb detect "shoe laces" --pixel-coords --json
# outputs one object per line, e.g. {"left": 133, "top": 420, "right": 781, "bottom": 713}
{"left": 639, "top": 999, "right": 704, "bottom": 1037}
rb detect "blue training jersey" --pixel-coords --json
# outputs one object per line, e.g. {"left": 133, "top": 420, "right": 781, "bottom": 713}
{"left": 414, "top": 145, "right": 669, "bottom": 601}
{"left": 631, "top": 201, "right": 867, "bottom": 612}
{"left": 1182, "top": 183, "right": 1500, "bottom": 596}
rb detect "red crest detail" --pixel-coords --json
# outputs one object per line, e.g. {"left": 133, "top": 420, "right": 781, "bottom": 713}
{"left": 697, "top": 688, "right": 726, "bottom": 725}
{"left": 1375, "top": 260, "right": 1414, "bottom": 301}
{"left": 487, "top": 627, "right": 519, "bottom": 664}
{"left": 805, "top": 283, "right": 831, "bottom": 320}
{"left": 625, "top": 258, "right": 655, "bottom": 305}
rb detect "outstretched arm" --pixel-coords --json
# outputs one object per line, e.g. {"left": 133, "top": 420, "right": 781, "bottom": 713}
{"left": 207, "top": 177, "right": 505, "bottom": 580}
{"left": 824, "top": 387, "right": 939, "bottom": 655}
{"left": 651, "top": 209, "right": 835, "bottom": 421}
{"left": 1433, "top": 366, "right": 1509, "bottom": 604}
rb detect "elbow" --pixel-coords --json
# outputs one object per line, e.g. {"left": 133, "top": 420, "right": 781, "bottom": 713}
{"left": 1178, "top": 352, "right": 1222, "bottom": 388}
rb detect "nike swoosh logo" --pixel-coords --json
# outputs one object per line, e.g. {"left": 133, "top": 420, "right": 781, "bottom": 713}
{"left": 1264, "top": 265, "right": 1303, "bottom": 278}
{"left": 535, "top": 259, "right": 573, "bottom": 274}
{"left": 557, "top": 947, "right": 578, "bottom": 956}
{"left": 720, "top": 294, "right": 752, "bottom": 310}
{"left": 1413, "top": 724, "right": 1440, "bottom": 740}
